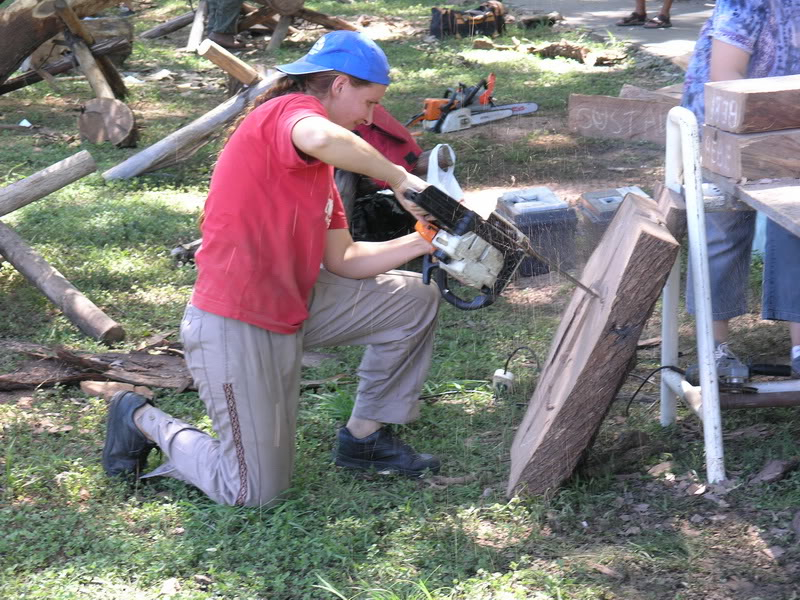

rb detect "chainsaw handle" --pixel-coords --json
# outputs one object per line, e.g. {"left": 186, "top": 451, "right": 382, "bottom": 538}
{"left": 421, "top": 254, "right": 497, "bottom": 311}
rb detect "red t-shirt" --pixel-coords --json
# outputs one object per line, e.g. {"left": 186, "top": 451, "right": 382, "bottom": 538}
{"left": 192, "top": 94, "right": 348, "bottom": 334}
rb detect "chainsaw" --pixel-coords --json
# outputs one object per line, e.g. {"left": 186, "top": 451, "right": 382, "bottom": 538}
{"left": 407, "top": 186, "right": 597, "bottom": 310}
{"left": 405, "top": 73, "right": 538, "bottom": 134}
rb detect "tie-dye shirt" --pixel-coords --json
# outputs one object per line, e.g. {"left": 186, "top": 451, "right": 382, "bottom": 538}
{"left": 681, "top": 0, "right": 800, "bottom": 126}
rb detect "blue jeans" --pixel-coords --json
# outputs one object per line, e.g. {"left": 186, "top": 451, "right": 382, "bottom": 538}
{"left": 687, "top": 211, "right": 799, "bottom": 323}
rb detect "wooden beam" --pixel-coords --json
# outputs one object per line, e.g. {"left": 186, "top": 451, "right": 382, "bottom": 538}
{"left": 238, "top": 6, "right": 278, "bottom": 31}
{"left": 0, "top": 150, "right": 97, "bottom": 218}
{"left": 507, "top": 193, "right": 680, "bottom": 497}
{"left": 140, "top": 11, "right": 195, "bottom": 39}
{"left": 0, "top": 221, "right": 125, "bottom": 342}
{"left": 568, "top": 94, "right": 674, "bottom": 145}
{"left": 701, "top": 125, "right": 800, "bottom": 180}
{"left": 198, "top": 39, "right": 260, "bottom": 85}
{"left": 705, "top": 74, "right": 800, "bottom": 134}
{"left": 735, "top": 179, "right": 800, "bottom": 238}
{"left": 103, "top": 72, "right": 281, "bottom": 180}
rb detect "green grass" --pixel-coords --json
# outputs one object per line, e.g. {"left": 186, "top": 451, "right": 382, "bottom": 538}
{"left": 1, "top": 0, "right": 798, "bottom": 598}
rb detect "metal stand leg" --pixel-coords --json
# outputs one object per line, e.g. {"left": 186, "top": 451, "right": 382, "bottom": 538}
{"left": 659, "top": 107, "right": 726, "bottom": 484}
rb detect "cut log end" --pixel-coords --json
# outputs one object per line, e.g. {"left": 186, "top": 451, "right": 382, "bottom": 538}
{"left": 78, "top": 98, "right": 137, "bottom": 147}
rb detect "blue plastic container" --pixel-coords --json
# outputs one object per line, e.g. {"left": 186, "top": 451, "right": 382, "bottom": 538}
{"left": 497, "top": 187, "right": 577, "bottom": 277}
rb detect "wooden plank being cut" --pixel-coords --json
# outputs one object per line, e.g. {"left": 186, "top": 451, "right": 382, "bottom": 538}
{"left": 568, "top": 94, "right": 674, "bottom": 145}
{"left": 618, "top": 84, "right": 681, "bottom": 106}
{"left": 701, "top": 125, "right": 800, "bottom": 180}
{"left": 735, "top": 179, "right": 800, "bottom": 238}
{"left": 705, "top": 74, "right": 800, "bottom": 134}
{"left": 507, "top": 193, "right": 680, "bottom": 497}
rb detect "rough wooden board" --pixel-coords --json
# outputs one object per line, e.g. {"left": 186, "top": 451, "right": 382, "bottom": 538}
{"left": 507, "top": 194, "right": 680, "bottom": 497}
{"left": 704, "top": 74, "right": 800, "bottom": 134}
{"left": 568, "top": 94, "right": 674, "bottom": 145}
{"left": 735, "top": 180, "right": 800, "bottom": 238}
{"left": 652, "top": 183, "right": 687, "bottom": 240}
{"left": 701, "top": 125, "right": 800, "bottom": 180}
{"left": 618, "top": 84, "right": 680, "bottom": 106}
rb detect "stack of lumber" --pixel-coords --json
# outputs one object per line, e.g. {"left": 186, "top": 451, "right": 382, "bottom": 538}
{"left": 567, "top": 83, "right": 683, "bottom": 145}
{"left": 701, "top": 74, "right": 800, "bottom": 180}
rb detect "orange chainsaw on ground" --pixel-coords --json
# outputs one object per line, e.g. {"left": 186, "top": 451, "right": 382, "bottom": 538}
{"left": 405, "top": 73, "right": 538, "bottom": 134}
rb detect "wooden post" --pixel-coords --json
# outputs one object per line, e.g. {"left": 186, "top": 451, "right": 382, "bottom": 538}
{"left": 103, "top": 72, "right": 281, "bottom": 180}
{"left": 0, "top": 221, "right": 125, "bottom": 342}
{"left": 267, "top": 14, "right": 293, "bottom": 50}
{"left": 54, "top": 0, "right": 126, "bottom": 99}
{"left": 185, "top": 0, "right": 208, "bottom": 52}
{"left": 198, "top": 39, "right": 260, "bottom": 85}
{"left": 0, "top": 151, "right": 97, "bottom": 218}
{"left": 140, "top": 11, "right": 195, "bottom": 39}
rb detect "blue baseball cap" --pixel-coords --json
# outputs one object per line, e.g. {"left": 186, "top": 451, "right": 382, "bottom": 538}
{"left": 276, "top": 31, "right": 390, "bottom": 86}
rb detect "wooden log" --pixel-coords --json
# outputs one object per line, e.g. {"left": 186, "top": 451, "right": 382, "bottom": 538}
{"left": 198, "top": 39, "right": 260, "bottom": 85}
{"left": 701, "top": 125, "right": 800, "bottom": 180}
{"left": 0, "top": 221, "right": 125, "bottom": 342}
{"left": 140, "top": 11, "right": 194, "bottom": 39}
{"left": 0, "top": 150, "right": 96, "bottom": 218}
{"left": 103, "top": 72, "right": 281, "bottom": 180}
{"left": 568, "top": 94, "right": 674, "bottom": 145}
{"left": 295, "top": 7, "right": 357, "bottom": 31}
{"left": 54, "top": 0, "right": 127, "bottom": 99}
{"left": 78, "top": 97, "right": 137, "bottom": 146}
{"left": 507, "top": 194, "right": 680, "bottom": 497}
{"left": 70, "top": 40, "right": 115, "bottom": 98}
{"left": 238, "top": 6, "right": 277, "bottom": 31}
{"left": 0, "top": 0, "right": 117, "bottom": 84}
{"left": 267, "top": 14, "right": 293, "bottom": 50}
{"left": 185, "top": 0, "right": 208, "bottom": 52}
{"left": 704, "top": 74, "right": 800, "bottom": 134}
{"left": 267, "top": 0, "right": 304, "bottom": 15}
{"left": 0, "top": 36, "right": 129, "bottom": 95}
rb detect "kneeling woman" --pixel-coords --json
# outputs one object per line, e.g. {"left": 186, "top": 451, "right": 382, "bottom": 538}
{"left": 103, "top": 31, "right": 441, "bottom": 507}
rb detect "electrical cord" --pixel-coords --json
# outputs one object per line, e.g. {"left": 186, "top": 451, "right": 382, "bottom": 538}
{"left": 504, "top": 345, "right": 541, "bottom": 374}
{"left": 624, "top": 365, "right": 685, "bottom": 416}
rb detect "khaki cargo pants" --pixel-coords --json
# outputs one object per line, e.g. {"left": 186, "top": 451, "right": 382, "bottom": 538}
{"left": 138, "top": 269, "right": 439, "bottom": 507}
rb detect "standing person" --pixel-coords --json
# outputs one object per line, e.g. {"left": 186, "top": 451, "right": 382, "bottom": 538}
{"left": 682, "top": 0, "right": 800, "bottom": 377}
{"left": 102, "top": 31, "right": 443, "bottom": 507}
{"left": 207, "top": 0, "right": 246, "bottom": 49}
{"left": 616, "top": 0, "right": 674, "bottom": 28}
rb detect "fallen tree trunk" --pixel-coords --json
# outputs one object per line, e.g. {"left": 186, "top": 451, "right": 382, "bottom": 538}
{"left": 0, "top": 150, "right": 96, "bottom": 217}
{"left": 0, "top": 221, "right": 125, "bottom": 342}
{"left": 103, "top": 71, "right": 281, "bottom": 179}
{"left": 0, "top": 0, "right": 117, "bottom": 84}
{"left": 0, "top": 36, "right": 129, "bottom": 95}
{"left": 139, "top": 10, "right": 194, "bottom": 39}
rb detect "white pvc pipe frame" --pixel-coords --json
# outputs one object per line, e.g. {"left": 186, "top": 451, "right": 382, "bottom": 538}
{"left": 659, "top": 107, "right": 800, "bottom": 484}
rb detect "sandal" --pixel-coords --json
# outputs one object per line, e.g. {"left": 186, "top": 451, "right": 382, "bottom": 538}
{"left": 643, "top": 15, "right": 672, "bottom": 28}
{"left": 616, "top": 12, "right": 646, "bottom": 26}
